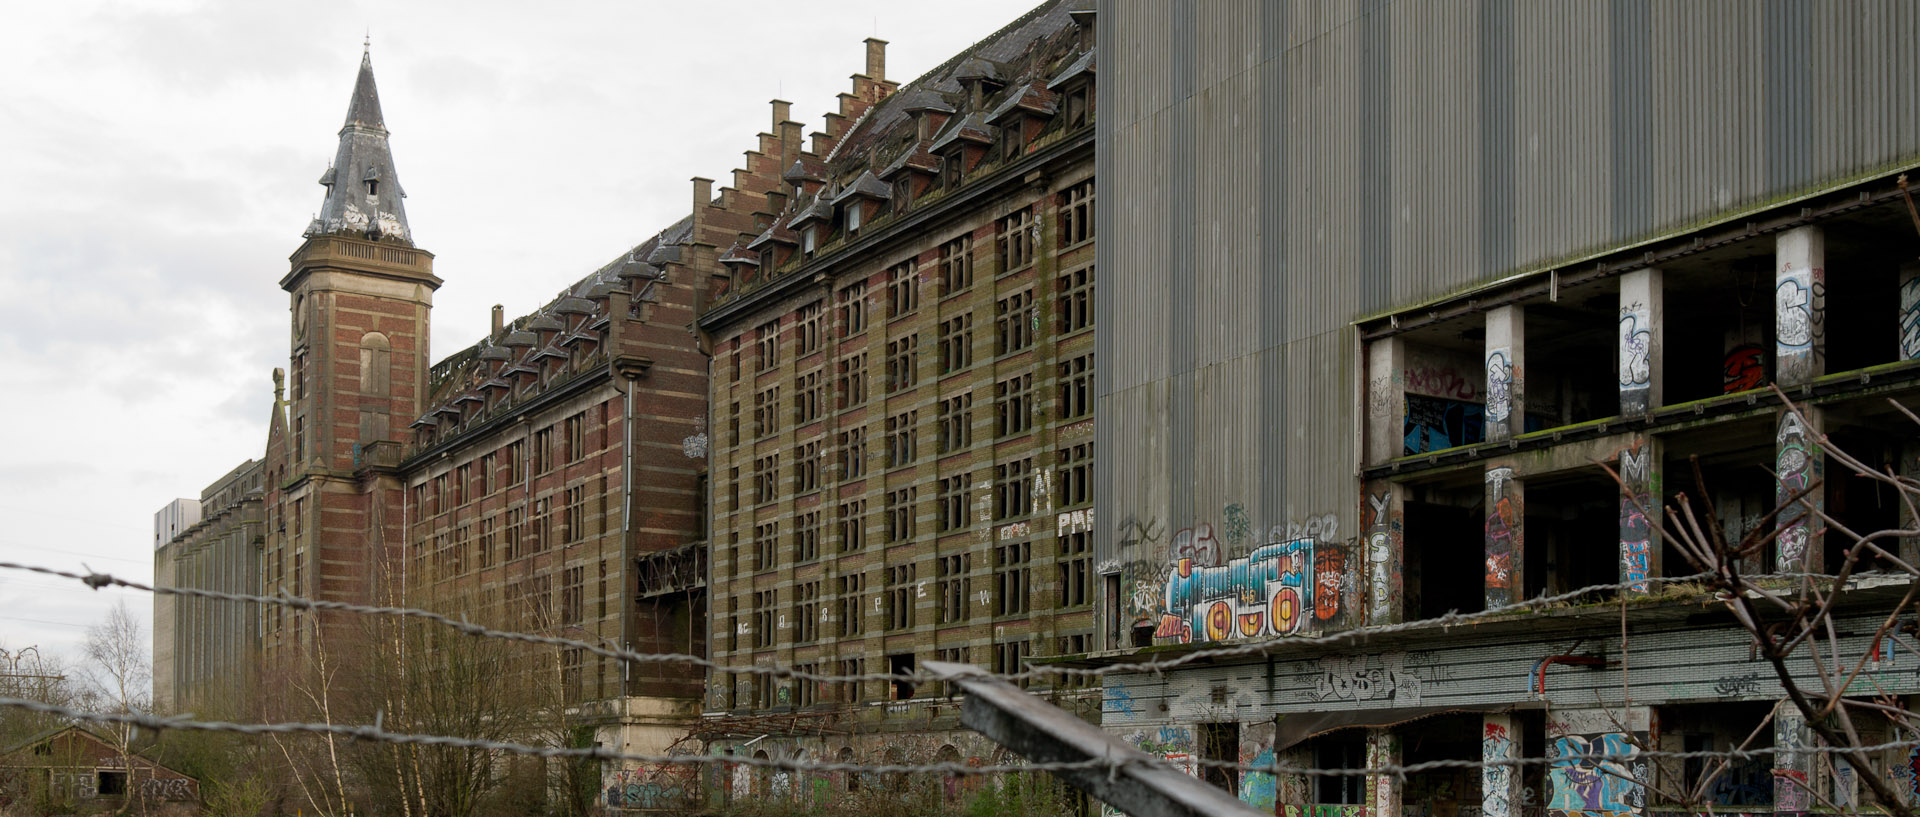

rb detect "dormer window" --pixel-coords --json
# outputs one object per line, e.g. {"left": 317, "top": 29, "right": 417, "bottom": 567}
{"left": 803, "top": 225, "right": 818, "bottom": 255}
{"left": 1067, "top": 83, "right": 1093, "bottom": 128}
{"left": 366, "top": 179, "right": 379, "bottom": 197}
{"left": 846, "top": 202, "right": 862, "bottom": 234}
{"left": 893, "top": 178, "right": 912, "bottom": 209}
{"left": 761, "top": 249, "right": 774, "bottom": 270}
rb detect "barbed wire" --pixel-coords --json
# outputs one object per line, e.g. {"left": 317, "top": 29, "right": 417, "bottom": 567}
{"left": 5, "top": 558, "right": 1813, "bottom": 687}
{"left": 3, "top": 695, "right": 1912, "bottom": 780}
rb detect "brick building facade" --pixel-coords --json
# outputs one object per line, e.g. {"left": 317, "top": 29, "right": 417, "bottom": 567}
{"left": 691, "top": 0, "right": 1099, "bottom": 786}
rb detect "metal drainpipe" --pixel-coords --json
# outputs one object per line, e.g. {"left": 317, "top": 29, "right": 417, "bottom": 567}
{"left": 621, "top": 377, "right": 634, "bottom": 706}
{"left": 1532, "top": 654, "right": 1606, "bottom": 696}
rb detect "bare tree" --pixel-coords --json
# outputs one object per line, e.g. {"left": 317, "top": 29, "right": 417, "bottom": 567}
{"left": 81, "top": 601, "right": 153, "bottom": 816}
{"left": 1616, "top": 390, "right": 1920, "bottom": 815}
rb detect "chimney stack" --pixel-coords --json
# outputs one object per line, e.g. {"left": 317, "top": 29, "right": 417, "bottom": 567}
{"left": 771, "top": 99, "right": 792, "bottom": 130}
{"left": 864, "top": 38, "right": 888, "bottom": 82}
{"left": 491, "top": 304, "right": 504, "bottom": 336}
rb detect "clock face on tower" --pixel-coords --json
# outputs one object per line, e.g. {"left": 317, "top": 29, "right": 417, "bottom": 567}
{"left": 293, "top": 294, "right": 307, "bottom": 339}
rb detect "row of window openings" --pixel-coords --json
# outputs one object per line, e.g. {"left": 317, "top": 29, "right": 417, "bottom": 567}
{"left": 729, "top": 531, "right": 1094, "bottom": 654}
{"left": 724, "top": 627, "right": 1092, "bottom": 711}
{"left": 732, "top": 447, "right": 1091, "bottom": 575}
{"left": 747, "top": 261, "right": 1093, "bottom": 377}
{"left": 736, "top": 352, "right": 1091, "bottom": 447}
{"left": 408, "top": 408, "right": 605, "bottom": 514}
{"left": 406, "top": 488, "right": 598, "bottom": 574}
{"left": 737, "top": 443, "right": 1091, "bottom": 546}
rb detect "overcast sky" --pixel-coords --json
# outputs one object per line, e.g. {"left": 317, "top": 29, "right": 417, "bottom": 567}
{"left": 0, "top": 0, "right": 1042, "bottom": 671}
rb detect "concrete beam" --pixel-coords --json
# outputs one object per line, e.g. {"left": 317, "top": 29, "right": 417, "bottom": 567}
{"left": 925, "top": 660, "right": 1267, "bottom": 817}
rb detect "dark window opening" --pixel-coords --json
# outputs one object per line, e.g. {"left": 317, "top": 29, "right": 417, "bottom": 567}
{"left": 889, "top": 653, "right": 916, "bottom": 700}
{"left": 1825, "top": 427, "right": 1902, "bottom": 576}
{"left": 1524, "top": 470, "right": 1627, "bottom": 602}
{"left": 98, "top": 771, "right": 126, "bottom": 796}
{"left": 1200, "top": 722, "right": 1239, "bottom": 797}
{"left": 366, "top": 179, "right": 379, "bottom": 197}
{"left": 1309, "top": 729, "right": 1365, "bottom": 804}
{"left": 1518, "top": 287, "right": 1618, "bottom": 430}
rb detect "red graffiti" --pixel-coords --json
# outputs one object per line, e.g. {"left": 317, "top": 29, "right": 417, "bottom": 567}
{"left": 1722, "top": 344, "right": 1765, "bottom": 393}
{"left": 1486, "top": 552, "right": 1513, "bottom": 589}
{"left": 1405, "top": 365, "right": 1480, "bottom": 401}
{"left": 1485, "top": 722, "right": 1509, "bottom": 741}
{"left": 1313, "top": 547, "right": 1346, "bottom": 621}
{"left": 1154, "top": 613, "right": 1192, "bottom": 642}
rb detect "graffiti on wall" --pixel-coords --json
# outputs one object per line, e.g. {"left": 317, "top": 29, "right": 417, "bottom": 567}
{"left": 1239, "top": 720, "right": 1277, "bottom": 811}
{"left": 1619, "top": 302, "right": 1652, "bottom": 405}
{"left": 1154, "top": 537, "right": 1333, "bottom": 643}
{"left": 1406, "top": 363, "right": 1482, "bottom": 401}
{"left": 1486, "top": 348, "right": 1515, "bottom": 431}
{"left": 1483, "top": 720, "right": 1515, "bottom": 817}
{"left": 1308, "top": 652, "right": 1427, "bottom": 705}
{"left": 1172, "top": 523, "right": 1223, "bottom": 567}
{"left": 1775, "top": 411, "right": 1817, "bottom": 572}
{"left": 1405, "top": 394, "right": 1485, "bottom": 454}
{"left": 1485, "top": 467, "right": 1521, "bottom": 607}
{"left": 1902, "top": 276, "right": 1920, "bottom": 361}
{"left": 606, "top": 765, "right": 694, "bottom": 810}
{"left": 141, "top": 778, "right": 197, "bottom": 800}
{"left": 1774, "top": 706, "right": 1811, "bottom": 813}
{"left": 1774, "top": 266, "right": 1826, "bottom": 384}
{"left": 1363, "top": 490, "right": 1399, "bottom": 625}
{"left": 1618, "top": 443, "right": 1654, "bottom": 593}
{"left": 1722, "top": 344, "right": 1766, "bottom": 393}
{"left": 1547, "top": 732, "right": 1645, "bottom": 815}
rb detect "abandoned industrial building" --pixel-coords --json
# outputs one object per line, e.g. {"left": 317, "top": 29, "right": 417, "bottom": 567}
{"left": 693, "top": 0, "right": 1099, "bottom": 786}
{"left": 144, "top": 0, "right": 1920, "bottom": 815}
{"left": 1089, "top": 1, "right": 1920, "bottom": 815}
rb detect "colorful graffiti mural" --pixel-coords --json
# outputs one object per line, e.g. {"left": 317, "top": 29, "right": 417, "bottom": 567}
{"left": 1548, "top": 732, "right": 1644, "bottom": 816}
{"left": 1153, "top": 537, "right": 1335, "bottom": 644}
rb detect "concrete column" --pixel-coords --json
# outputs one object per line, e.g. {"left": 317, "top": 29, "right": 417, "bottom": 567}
{"left": 1900, "top": 261, "right": 1920, "bottom": 360}
{"left": 1481, "top": 714, "right": 1521, "bottom": 817}
{"left": 1902, "top": 442, "right": 1920, "bottom": 567}
{"left": 1363, "top": 482, "right": 1404, "bottom": 624}
{"left": 1618, "top": 268, "right": 1663, "bottom": 414}
{"left": 1485, "top": 305, "right": 1525, "bottom": 442}
{"left": 1365, "top": 727, "right": 1401, "bottom": 816}
{"left": 1485, "top": 464, "right": 1523, "bottom": 608}
{"left": 1365, "top": 337, "right": 1406, "bottom": 464}
{"left": 1775, "top": 226, "right": 1826, "bottom": 387}
{"left": 1774, "top": 703, "right": 1812, "bottom": 816}
{"left": 1545, "top": 708, "right": 1651, "bottom": 816}
{"left": 1618, "top": 438, "right": 1661, "bottom": 595}
{"left": 1775, "top": 407, "right": 1825, "bottom": 575}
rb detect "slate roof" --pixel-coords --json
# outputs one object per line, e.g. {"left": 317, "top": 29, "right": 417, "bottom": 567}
{"left": 305, "top": 48, "right": 412, "bottom": 245}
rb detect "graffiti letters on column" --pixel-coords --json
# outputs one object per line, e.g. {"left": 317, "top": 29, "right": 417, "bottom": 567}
{"left": 1485, "top": 467, "right": 1521, "bottom": 607}
{"left": 1775, "top": 706, "right": 1812, "bottom": 814}
{"left": 1363, "top": 490, "right": 1398, "bottom": 624}
{"left": 1902, "top": 276, "right": 1920, "bottom": 361}
{"left": 1486, "top": 348, "right": 1514, "bottom": 426}
{"left": 1618, "top": 302, "right": 1652, "bottom": 411}
{"left": 1618, "top": 444, "right": 1653, "bottom": 593}
{"left": 1776, "top": 411, "right": 1816, "bottom": 572}
{"left": 1483, "top": 721, "right": 1515, "bottom": 817}
{"left": 1775, "top": 265, "right": 1825, "bottom": 383}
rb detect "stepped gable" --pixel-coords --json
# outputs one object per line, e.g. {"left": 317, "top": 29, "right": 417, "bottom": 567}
{"left": 416, "top": 216, "right": 694, "bottom": 424}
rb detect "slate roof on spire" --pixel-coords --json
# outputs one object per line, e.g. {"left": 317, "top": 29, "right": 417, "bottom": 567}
{"left": 344, "top": 49, "right": 386, "bottom": 131}
{"left": 305, "top": 47, "right": 413, "bottom": 246}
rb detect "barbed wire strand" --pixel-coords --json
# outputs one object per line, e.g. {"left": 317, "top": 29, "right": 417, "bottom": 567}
{"left": 1, "top": 695, "right": 1910, "bottom": 780}
{"left": 7, "top": 559, "right": 1823, "bottom": 687}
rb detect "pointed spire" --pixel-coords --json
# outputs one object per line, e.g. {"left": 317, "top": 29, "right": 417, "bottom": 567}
{"left": 305, "top": 44, "right": 412, "bottom": 245}
{"left": 343, "top": 40, "right": 386, "bottom": 132}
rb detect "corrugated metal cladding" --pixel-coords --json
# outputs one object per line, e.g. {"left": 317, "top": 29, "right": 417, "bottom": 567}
{"left": 1094, "top": 0, "right": 1920, "bottom": 568}
{"left": 1104, "top": 611, "right": 1915, "bottom": 724}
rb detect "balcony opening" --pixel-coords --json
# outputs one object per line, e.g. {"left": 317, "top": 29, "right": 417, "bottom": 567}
{"left": 1523, "top": 469, "right": 1627, "bottom": 602}
{"left": 1517, "top": 282, "right": 1619, "bottom": 431}
{"left": 1393, "top": 317, "right": 1487, "bottom": 456}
